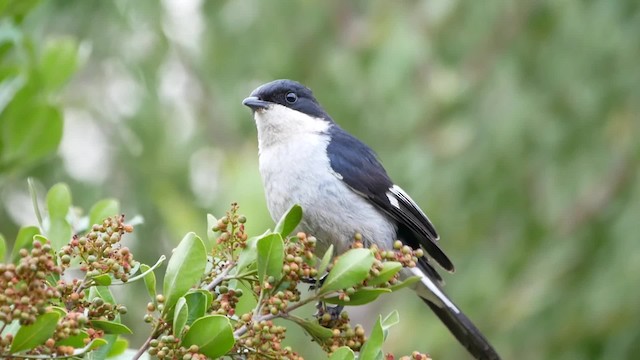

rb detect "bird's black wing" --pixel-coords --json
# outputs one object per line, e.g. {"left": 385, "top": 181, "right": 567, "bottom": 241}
{"left": 326, "top": 126, "right": 454, "bottom": 272}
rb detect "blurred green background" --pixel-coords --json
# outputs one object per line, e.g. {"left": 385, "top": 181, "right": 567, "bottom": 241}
{"left": 1, "top": 0, "right": 639, "bottom": 359}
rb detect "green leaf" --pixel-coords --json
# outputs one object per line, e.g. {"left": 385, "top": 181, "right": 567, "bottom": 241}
{"left": 235, "top": 232, "right": 266, "bottom": 273}
{"left": 140, "top": 264, "right": 157, "bottom": 301}
{"left": 319, "top": 248, "right": 374, "bottom": 293}
{"left": 106, "top": 337, "right": 128, "bottom": 357}
{"left": 182, "top": 315, "right": 234, "bottom": 358}
{"left": 10, "top": 311, "right": 61, "bottom": 353}
{"left": 381, "top": 310, "right": 400, "bottom": 340}
{"left": 329, "top": 346, "right": 355, "bottom": 360}
{"left": 47, "top": 306, "right": 67, "bottom": 318}
{"left": 125, "top": 255, "right": 165, "bottom": 285}
{"left": 85, "top": 334, "right": 116, "bottom": 360}
{"left": 205, "top": 213, "right": 217, "bottom": 253}
{"left": 0, "top": 102, "right": 63, "bottom": 165}
{"left": 323, "top": 288, "right": 391, "bottom": 306}
{"left": 257, "top": 233, "right": 284, "bottom": 282}
{"left": 388, "top": 276, "right": 421, "bottom": 292}
{"left": 56, "top": 330, "right": 89, "bottom": 347}
{"left": 88, "top": 286, "right": 116, "bottom": 304}
{"left": 317, "top": 244, "right": 333, "bottom": 278}
{"left": 92, "top": 273, "right": 113, "bottom": 286}
{"left": 27, "top": 177, "right": 44, "bottom": 229}
{"left": 163, "top": 232, "right": 207, "bottom": 312}
{"left": 89, "top": 199, "right": 120, "bottom": 228}
{"left": 289, "top": 315, "right": 334, "bottom": 343}
{"left": 359, "top": 316, "right": 384, "bottom": 360}
{"left": 367, "top": 261, "right": 402, "bottom": 287}
{"left": 274, "top": 204, "right": 303, "bottom": 237}
{"left": 0, "top": 233, "right": 6, "bottom": 262}
{"left": 91, "top": 320, "right": 133, "bottom": 335}
{"left": 173, "top": 297, "right": 188, "bottom": 337}
{"left": 47, "top": 217, "right": 72, "bottom": 252}
{"left": 46, "top": 182, "right": 71, "bottom": 219}
{"left": 184, "top": 290, "right": 211, "bottom": 326}
{"left": 78, "top": 337, "right": 111, "bottom": 359}
{"left": 10, "top": 226, "right": 40, "bottom": 263}
{"left": 40, "top": 37, "right": 79, "bottom": 91}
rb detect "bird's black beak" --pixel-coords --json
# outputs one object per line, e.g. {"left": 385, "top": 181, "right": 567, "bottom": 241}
{"left": 242, "top": 96, "right": 271, "bottom": 111}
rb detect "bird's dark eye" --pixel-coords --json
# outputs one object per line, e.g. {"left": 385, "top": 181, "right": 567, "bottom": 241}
{"left": 285, "top": 92, "right": 298, "bottom": 104}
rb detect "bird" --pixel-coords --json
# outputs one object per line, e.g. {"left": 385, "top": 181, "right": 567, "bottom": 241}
{"left": 242, "top": 79, "right": 500, "bottom": 360}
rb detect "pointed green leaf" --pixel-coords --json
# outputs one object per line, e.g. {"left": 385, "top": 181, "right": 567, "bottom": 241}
{"left": 317, "top": 244, "right": 333, "bottom": 277}
{"left": 91, "top": 320, "right": 132, "bottom": 335}
{"left": 89, "top": 199, "right": 120, "bottom": 228}
{"left": 289, "top": 316, "right": 334, "bottom": 343}
{"left": 274, "top": 204, "right": 302, "bottom": 237}
{"left": 367, "top": 261, "right": 402, "bottom": 287}
{"left": 381, "top": 310, "right": 400, "bottom": 340}
{"left": 389, "top": 276, "right": 421, "bottom": 292}
{"left": 56, "top": 330, "right": 88, "bottom": 347}
{"left": 323, "top": 288, "right": 391, "bottom": 306}
{"left": 41, "top": 37, "right": 79, "bottom": 91}
{"left": 92, "top": 274, "right": 113, "bottom": 286}
{"left": 205, "top": 213, "right": 217, "bottom": 253}
{"left": 329, "top": 346, "right": 355, "bottom": 360}
{"left": 1, "top": 103, "right": 63, "bottom": 164}
{"left": 47, "top": 217, "right": 72, "bottom": 252}
{"left": 10, "top": 311, "right": 61, "bottom": 353}
{"left": 359, "top": 316, "right": 384, "bottom": 360}
{"left": 184, "top": 290, "right": 210, "bottom": 326}
{"left": 140, "top": 264, "right": 157, "bottom": 301}
{"left": 85, "top": 334, "right": 116, "bottom": 360}
{"left": 257, "top": 233, "right": 284, "bottom": 282}
{"left": 235, "top": 231, "right": 266, "bottom": 273}
{"left": 173, "top": 297, "right": 189, "bottom": 337}
{"left": 163, "top": 232, "right": 207, "bottom": 312}
{"left": 10, "top": 226, "right": 40, "bottom": 263}
{"left": 320, "top": 248, "right": 374, "bottom": 293}
{"left": 78, "top": 336, "right": 111, "bottom": 358}
{"left": 182, "top": 315, "right": 234, "bottom": 358}
{"left": 106, "top": 337, "right": 128, "bottom": 357}
{"left": 46, "top": 182, "right": 71, "bottom": 219}
{"left": 0, "top": 233, "right": 6, "bottom": 262}
{"left": 88, "top": 286, "right": 116, "bottom": 304}
{"left": 124, "top": 255, "right": 164, "bottom": 285}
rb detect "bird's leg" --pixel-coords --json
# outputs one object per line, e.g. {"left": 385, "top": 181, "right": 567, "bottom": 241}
{"left": 315, "top": 301, "right": 344, "bottom": 322}
{"left": 300, "top": 272, "right": 344, "bottom": 321}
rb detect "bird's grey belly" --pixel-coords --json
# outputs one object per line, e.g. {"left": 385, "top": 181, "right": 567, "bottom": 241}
{"left": 259, "top": 140, "right": 396, "bottom": 255}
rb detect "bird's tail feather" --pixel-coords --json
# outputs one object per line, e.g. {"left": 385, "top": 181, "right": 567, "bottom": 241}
{"left": 408, "top": 267, "right": 500, "bottom": 360}
{"left": 422, "top": 298, "right": 501, "bottom": 360}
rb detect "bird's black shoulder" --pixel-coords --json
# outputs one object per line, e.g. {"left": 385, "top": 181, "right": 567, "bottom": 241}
{"left": 326, "top": 125, "right": 454, "bottom": 271}
{"left": 326, "top": 125, "right": 393, "bottom": 196}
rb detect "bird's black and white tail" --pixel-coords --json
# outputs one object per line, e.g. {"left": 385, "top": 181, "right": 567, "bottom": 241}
{"left": 410, "top": 267, "right": 501, "bottom": 360}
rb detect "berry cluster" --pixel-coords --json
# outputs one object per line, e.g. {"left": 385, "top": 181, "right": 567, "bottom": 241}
{"left": 234, "top": 319, "right": 302, "bottom": 360}
{"left": 211, "top": 203, "right": 248, "bottom": 255}
{"left": 0, "top": 241, "right": 62, "bottom": 326}
{"left": 147, "top": 335, "right": 206, "bottom": 360}
{"left": 281, "top": 232, "right": 318, "bottom": 282}
{"left": 0, "top": 241, "right": 63, "bottom": 354}
{"left": 211, "top": 286, "right": 243, "bottom": 316}
{"left": 318, "top": 311, "right": 367, "bottom": 353}
{"left": 58, "top": 215, "right": 136, "bottom": 283}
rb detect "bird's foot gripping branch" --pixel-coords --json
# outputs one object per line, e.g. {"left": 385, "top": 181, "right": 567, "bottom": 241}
{"left": 0, "top": 182, "right": 431, "bottom": 359}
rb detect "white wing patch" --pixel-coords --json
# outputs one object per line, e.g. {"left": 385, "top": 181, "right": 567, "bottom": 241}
{"left": 386, "top": 191, "right": 400, "bottom": 209}
{"left": 410, "top": 267, "right": 460, "bottom": 313}
{"left": 390, "top": 184, "right": 439, "bottom": 241}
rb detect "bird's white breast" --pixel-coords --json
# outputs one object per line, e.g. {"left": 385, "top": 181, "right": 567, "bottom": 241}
{"left": 254, "top": 105, "right": 396, "bottom": 254}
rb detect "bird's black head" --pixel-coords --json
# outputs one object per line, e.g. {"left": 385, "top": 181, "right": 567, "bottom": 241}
{"left": 243, "top": 79, "right": 330, "bottom": 119}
